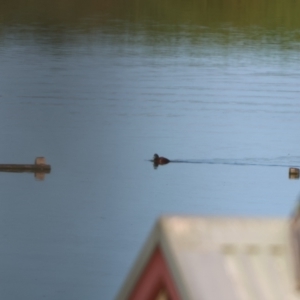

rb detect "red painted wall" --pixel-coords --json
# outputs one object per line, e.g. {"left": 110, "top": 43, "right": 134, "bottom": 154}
{"left": 128, "top": 246, "right": 181, "bottom": 300}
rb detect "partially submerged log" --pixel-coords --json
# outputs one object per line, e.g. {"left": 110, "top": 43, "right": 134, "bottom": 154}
{"left": 0, "top": 157, "right": 51, "bottom": 173}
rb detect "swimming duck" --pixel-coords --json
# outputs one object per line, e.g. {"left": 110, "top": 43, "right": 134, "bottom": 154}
{"left": 152, "top": 153, "right": 170, "bottom": 166}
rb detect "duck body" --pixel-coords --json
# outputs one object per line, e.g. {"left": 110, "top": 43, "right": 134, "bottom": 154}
{"left": 152, "top": 153, "right": 170, "bottom": 166}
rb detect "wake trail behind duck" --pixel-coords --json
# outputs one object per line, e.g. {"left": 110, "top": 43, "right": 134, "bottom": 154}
{"left": 169, "top": 157, "right": 300, "bottom": 168}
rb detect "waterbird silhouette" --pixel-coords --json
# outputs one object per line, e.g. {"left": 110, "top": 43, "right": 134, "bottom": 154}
{"left": 151, "top": 154, "right": 170, "bottom": 169}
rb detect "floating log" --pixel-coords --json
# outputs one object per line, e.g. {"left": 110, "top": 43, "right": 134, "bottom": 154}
{"left": 0, "top": 157, "right": 51, "bottom": 173}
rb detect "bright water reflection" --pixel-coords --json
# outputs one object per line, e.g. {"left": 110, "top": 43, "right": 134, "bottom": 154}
{"left": 1, "top": 1, "right": 300, "bottom": 299}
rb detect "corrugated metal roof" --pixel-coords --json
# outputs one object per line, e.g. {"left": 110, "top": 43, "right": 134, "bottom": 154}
{"left": 116, "top": 216, "right": 300, "bottom": 300}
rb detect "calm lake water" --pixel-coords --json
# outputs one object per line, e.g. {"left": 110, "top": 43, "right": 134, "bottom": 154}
{"left": 1, "top": 1, "right": 300, "bottom": 299}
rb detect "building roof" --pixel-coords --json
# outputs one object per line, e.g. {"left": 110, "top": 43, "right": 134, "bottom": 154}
{"left": 116, "top": 216, "right": 300, "bottom": 300}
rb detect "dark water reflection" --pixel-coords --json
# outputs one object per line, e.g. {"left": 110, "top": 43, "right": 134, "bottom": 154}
{"left": 1, "top": 1, "right": 300, "bottom": 299}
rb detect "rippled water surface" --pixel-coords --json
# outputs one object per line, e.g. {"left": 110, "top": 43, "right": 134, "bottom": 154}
{"left": 1, "top": 1, "right": 300, "bottom": 299}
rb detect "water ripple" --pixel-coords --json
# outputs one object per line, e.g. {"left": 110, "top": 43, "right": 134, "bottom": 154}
{"left": 168, "top": 156, "right": 300, "bottom": 168}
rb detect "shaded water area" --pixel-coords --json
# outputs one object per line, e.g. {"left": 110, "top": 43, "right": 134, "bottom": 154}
{"left": 1, "top": 1, "right": 300, "bottom": 299}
